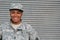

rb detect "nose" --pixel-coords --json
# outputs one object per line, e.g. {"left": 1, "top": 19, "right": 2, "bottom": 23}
{"left": 14, "top": 12, "right": 18, "bottom": 16}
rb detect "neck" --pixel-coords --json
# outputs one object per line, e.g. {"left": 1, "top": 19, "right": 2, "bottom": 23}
{"left": 10, "top": 19, "right": 22, "bottom": 25}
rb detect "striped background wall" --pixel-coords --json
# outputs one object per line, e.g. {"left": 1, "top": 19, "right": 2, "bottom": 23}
{"left": 0, "top": 0, "right": 60, "bottom": 40}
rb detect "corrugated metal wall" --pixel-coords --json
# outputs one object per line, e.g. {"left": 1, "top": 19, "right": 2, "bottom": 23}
{"left": 0, "top": 0, "right": 60, "bottom": 40}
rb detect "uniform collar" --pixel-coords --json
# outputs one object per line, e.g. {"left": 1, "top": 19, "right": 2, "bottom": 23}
{"left": 9, "top": 21, "right": 23, "bottom": 30}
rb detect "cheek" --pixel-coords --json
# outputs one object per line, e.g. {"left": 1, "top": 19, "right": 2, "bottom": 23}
{"left": 18, "top": 14, "right": 22, "bottom": 17}
{"left": 10, "top": 14, "right": 14, "bottom": 17}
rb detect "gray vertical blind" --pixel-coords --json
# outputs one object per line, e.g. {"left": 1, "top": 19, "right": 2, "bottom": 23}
{"left": 0, "top": 0, "right": 60, "bottom": 40}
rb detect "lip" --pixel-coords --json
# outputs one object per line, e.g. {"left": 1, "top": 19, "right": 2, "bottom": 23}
{"left": 14, "top": 18, "right": 18, "bottom": 19}
{"left": 13, "top": 17, "right": 19, "bottom": 19}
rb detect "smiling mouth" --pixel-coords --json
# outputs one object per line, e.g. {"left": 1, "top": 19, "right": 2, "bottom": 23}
{"left": 13, "top": 17, "right": 19, "bottom": 19}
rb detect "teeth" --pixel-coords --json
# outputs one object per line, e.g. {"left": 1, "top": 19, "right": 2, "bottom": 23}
{"left": 14, "top": 18, "right": 18, "bottom": 19}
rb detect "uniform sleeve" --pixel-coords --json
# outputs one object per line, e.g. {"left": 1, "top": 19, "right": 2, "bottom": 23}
{"left": 0, "top": 24, "right": 2, "bottom": 39}
{"left": 27, "top": 24, "right": 40, "bottom": 40}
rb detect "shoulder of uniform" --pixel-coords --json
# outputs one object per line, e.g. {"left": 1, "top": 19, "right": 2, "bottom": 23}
{"left": 23, "top": 22, "right": 32, "bottom": 30}
{"left": 23, "top": 22, "right": 31, "bottom": 27}
{"left": 1, "top": 22, "right": 9, "bottom": 25}
{"left": 0, "top": 22, "right": 10, "bottom": 28}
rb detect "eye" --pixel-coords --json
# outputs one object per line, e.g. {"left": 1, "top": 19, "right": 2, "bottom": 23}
{"left": 17, "top": 12, "right": 20, "bottom": 14}
{"left": 10, "top": 11, "right": 15, "bottom": 14}
{"left": 17, "top": 12, "right": 22, "bottom": 14}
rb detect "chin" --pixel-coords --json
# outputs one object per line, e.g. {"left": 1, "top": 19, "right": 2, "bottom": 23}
{"left": 11, "top": 19, "right": 21, "bottom": 23}
{"left": 11, "top": 20, "right": 18, "bottom": 23}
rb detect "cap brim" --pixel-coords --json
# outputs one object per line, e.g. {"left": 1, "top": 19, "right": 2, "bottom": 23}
{"left": 9, "top": 9, "right": 23, "bottom": 12}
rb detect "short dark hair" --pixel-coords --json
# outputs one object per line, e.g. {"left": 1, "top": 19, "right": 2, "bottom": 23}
{"left": 9, "top": 9, "right": 23, "bottom": 13}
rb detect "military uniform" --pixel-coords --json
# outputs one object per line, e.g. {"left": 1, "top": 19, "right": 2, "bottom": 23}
{"left": 0, "top": 22, "right": 40, "bottom": 40}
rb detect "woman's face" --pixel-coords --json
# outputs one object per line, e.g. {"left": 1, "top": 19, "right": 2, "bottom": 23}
{"left": 10, "top": 10, "right": 23, "bottom": 23}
